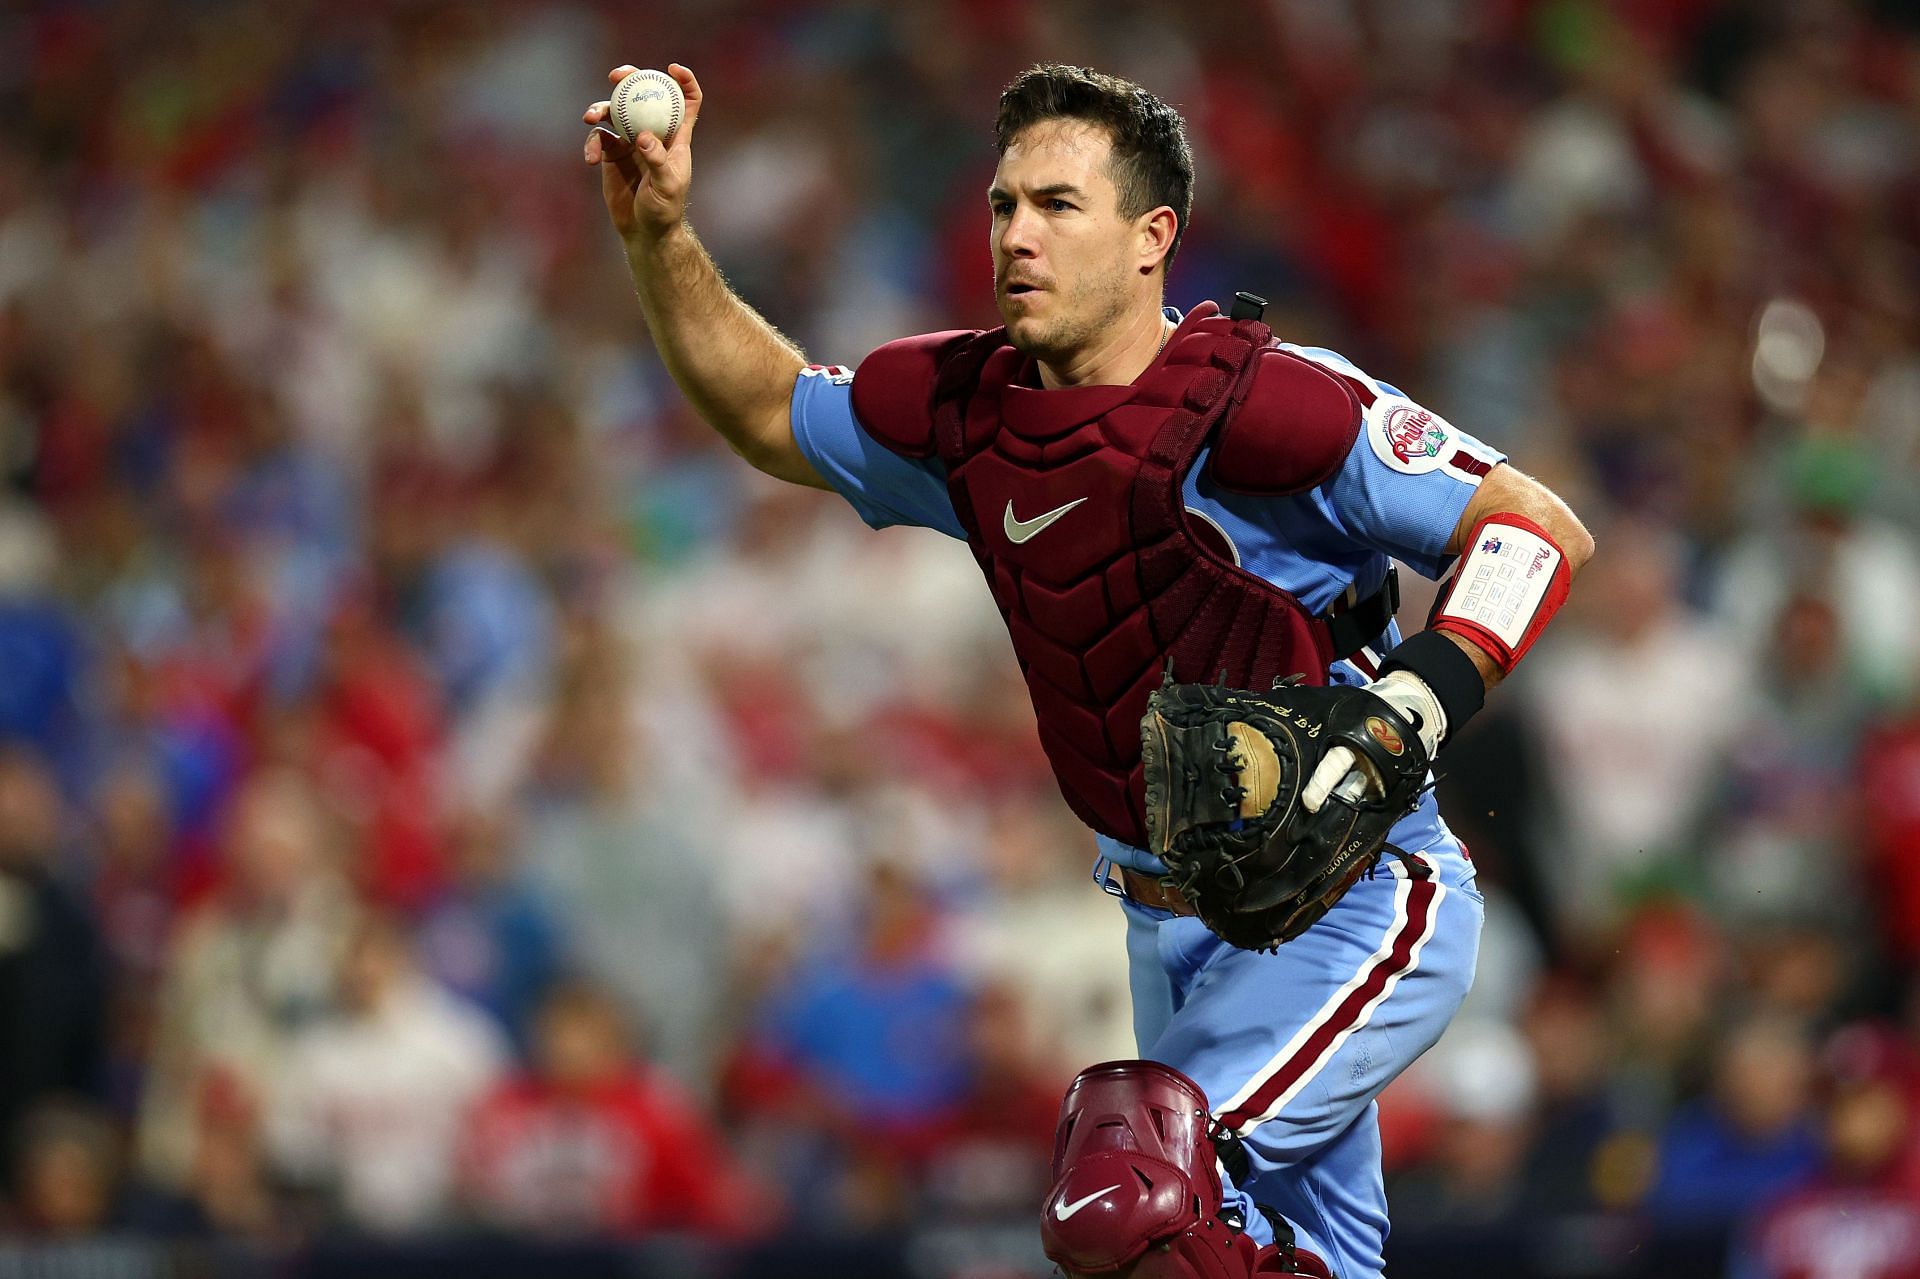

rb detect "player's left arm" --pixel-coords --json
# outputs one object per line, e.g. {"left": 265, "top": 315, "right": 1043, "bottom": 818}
{"left": 1307, "top": 463, "right": 1591, "bottom": 809}
{"left": 1305, "top": 463, "right": 1591, "bottom": 809}
{"left": 1308, "top": 458, "right": 1592, "bottom": 812}
{"left": 1431, "top": 462, "right": 1595, "bottom": 689}
{"left": 1227, "top": 346, "right": 1594, "bottom": 807}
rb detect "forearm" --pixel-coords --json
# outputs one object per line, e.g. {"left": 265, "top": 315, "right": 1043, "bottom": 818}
{"left": 1378, "top": 464, "right": 1591, "bottom": 737}
{"left": 1436, "top": 462, "right": 1593, "bottom": 688}
{"left": 625, "top": 225, "right": 822, "bottom": 486}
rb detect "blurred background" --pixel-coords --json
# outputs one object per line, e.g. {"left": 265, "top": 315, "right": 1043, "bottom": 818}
{"left": 3, "top": 0, "right": 1920, "bottom": 1276}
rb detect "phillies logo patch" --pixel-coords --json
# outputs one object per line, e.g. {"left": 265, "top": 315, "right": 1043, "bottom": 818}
{"left": 1366, "top": 396, "right": 1456, "bottom": 475}
{"left": 1387, "top": 406, "right": 1445, "bottom": 464}
{"left": 1481, "top": 536, "right": 1504, "bottom": 555}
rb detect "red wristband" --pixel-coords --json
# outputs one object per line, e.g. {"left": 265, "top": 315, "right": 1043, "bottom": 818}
{"left": 1428, "top": 513, "right": 1571, "bottom": 674}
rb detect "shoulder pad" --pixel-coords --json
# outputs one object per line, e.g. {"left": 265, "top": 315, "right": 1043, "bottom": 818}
{"left": 1206, "top": 348, "right": 1363, "bottom": 496}
{"left": 850, "top": 330, "right": 982, "bottom": 459}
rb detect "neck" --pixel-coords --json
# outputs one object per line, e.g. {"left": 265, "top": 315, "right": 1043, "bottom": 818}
{"left": 1036, "top": 299, "right": 1172, "bottom": 390}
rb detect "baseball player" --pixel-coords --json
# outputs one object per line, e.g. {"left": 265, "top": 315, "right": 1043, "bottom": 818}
{"left": 585, "top": 61, "right": 1592, "bottom": 1279}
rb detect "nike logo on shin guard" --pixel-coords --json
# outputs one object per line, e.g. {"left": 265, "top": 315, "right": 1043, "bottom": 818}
{"left": 1054, "top": 1184, "right": 1122, "bottom": 1221}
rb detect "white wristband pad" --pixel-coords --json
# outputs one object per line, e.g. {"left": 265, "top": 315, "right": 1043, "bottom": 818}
{"left": 1431, "top": 514, "right": 1571, "bottom": 672}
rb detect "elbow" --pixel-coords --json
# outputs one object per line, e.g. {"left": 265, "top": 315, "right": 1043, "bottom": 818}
{"left": 1563, "top": 518, "right": 1596, "bottom": 576}
{"left": 729, "top": 433, "right": 797, "bottom": 482}
{"left": 715, "top": 394, "right": 789, "bottom": 472}
{"left": 731, "top": 400, "right": 828, "bottom": 490}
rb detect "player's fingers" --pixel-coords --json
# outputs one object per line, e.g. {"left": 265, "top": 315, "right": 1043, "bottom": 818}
{"left": 629, "top": 131, "right": 675, "bottom": 168}
{"left": 606, "top": 64, "right": 638, "bottom": 86}
{"left": 605, "top": 138, "right": 644, "bottom": 188}
{"left": 669, "top": 62, "right": 702, "bottom": 139}
{"left": 583, "top": 100, "right": 610, "bottom": 124}
{"left": 629, "top": 131, "right": 676, "bottom": 185}
{"left": 1301, "top": 748, "right": 1357, "bottom": 812}
{"left": 585, "top": 121, "right": 636, "bottom": 164}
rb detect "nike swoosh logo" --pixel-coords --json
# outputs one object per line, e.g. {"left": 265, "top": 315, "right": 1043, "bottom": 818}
{"left": 1004, "top": 497, "right": 1088, "bottom": 545}
{"left": 1054, "top": 1184, "right": 1122, "bottom": 1221}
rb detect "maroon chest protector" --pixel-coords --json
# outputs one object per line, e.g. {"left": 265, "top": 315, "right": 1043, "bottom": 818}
{"left": 851, "top": 303, "right": 1366, "bottom": 849}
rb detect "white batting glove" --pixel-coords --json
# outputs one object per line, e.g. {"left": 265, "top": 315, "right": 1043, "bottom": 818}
{"left": 1300, "top": 670, "right": 1447, "bottom": 811}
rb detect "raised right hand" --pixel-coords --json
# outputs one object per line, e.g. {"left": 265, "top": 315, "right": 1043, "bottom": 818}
{"left": 583, "top": 63, "right": 702, "bottom": 244}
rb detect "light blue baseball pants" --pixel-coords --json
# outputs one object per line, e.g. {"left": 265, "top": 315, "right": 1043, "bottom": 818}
{"left": 1109, "top": 845, "right": 1484, "bottom": 1279}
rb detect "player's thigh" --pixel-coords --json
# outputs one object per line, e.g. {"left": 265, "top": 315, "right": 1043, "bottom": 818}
{"left": 1144, "top": 855, "right": 1483, "bottom": 1164}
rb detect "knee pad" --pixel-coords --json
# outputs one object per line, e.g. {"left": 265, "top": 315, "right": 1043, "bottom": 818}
{"left": 1040, "top": 1060, "right": 1271, "bottom": 1278}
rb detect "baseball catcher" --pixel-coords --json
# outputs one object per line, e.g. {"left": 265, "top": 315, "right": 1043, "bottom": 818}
{"left": 588, "top": 57, "right": 1588, "bottom": 1279}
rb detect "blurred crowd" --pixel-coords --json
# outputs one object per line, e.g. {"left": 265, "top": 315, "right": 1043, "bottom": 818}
{"left": 3, "top": 0, "right": 1920, "bottom": 1274}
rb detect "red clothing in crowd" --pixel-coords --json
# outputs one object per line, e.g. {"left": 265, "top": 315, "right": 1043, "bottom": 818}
{"left": 1860, "top": 718, "right": 1920, "bottom": 966}
{"left": 1742, "top": 1180, "right": 1920, "bottom": 1279}
{"left": 459, "top": 1070, "right": 760, "bottom": 1238}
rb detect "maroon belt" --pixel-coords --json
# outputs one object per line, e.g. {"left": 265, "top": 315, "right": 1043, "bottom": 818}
{"left": 1117, "top": 868, "right": 1198, "bottom": 917}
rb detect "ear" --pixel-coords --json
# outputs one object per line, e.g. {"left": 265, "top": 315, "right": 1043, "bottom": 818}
{"left": 1137, "top": 205, "right": 1179, "bottom": 276}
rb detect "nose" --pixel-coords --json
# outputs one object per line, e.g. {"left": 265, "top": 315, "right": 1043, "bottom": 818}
{"left": 998, "top": 202, "right": 1040, "bottom": 262}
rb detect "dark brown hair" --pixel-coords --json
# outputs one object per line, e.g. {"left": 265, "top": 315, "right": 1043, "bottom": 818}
{"left": 993, "top": 64, "right": 1195, "bottom": 272}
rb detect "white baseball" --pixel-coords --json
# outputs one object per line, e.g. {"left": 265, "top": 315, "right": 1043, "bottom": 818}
{"left": 608, "top": 69, "right": 684, "bottom": 145}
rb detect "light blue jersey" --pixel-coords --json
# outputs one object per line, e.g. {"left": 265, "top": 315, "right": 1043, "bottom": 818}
{"left": 790, "top": 311, "right": 1504, "bottom": 1279}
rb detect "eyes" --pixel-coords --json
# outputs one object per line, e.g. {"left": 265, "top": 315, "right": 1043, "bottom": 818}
{"left": 990, "top": 197, "right": 1077, "bottom": 217}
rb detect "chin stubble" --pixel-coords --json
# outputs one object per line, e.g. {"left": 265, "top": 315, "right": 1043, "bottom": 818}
{"left": 1007, "top": 271, "right": 1132, "bottom": 364}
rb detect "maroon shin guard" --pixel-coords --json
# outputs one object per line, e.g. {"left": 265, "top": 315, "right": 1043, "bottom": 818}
{"left": 1041, "top": 1060, "right": 1306, "bottom": 1278}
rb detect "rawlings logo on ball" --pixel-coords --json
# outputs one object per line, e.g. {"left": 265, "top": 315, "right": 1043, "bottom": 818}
{"left": 609, "top": 68, "right": 684, "bottom": 145}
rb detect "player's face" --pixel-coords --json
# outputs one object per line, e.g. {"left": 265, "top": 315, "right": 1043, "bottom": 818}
{"left": 989, "top": 122, "right": 1151, "bottom": 362}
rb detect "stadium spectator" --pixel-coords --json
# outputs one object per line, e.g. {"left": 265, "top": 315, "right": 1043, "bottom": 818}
{"left": 1648, "top": 1014, "right": 1823, "bottom": 1238}
{"left": 264, "top": 910, "right": 506, "bottom": 1235}
{"left": 1526, "top": 522, "right": 1756, "bottom": 939}
{"left": 917, "top": 982, "right": 1068, "bottom": 1224}
{"left": 1859, "top": 695, "right": 1920, "bottom": 975}
{"left": 1733, "top": 1023, "right": 1920, "bottom": 1279}
{"left": 723, "top": 859, "right": 973, "bottom": 1231}
{"left": 459, "top": 979, "right": 765, "bottom": 1238}
{"left": 1514, "top": 975, "right": 1648, "bottom": 1217}
{"left": 0, "top": 748, "right": 109, "bottom": 1182}
{"left": 516, "top": 601, "right": 733, "bottom": 1086}
{"left": 137, "top": 770, "right": 357, "bottom": 1191}
{"left": 416, "top": 805, "right": 565, "bottom": 1051}
{"left": 4, "top": 1100, "right": 123, "bottom": 1238}
{"left": 90, "top": 760, "right": 183, "bottom": 1112}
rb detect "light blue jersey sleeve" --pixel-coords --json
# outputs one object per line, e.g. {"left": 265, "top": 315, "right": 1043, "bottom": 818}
{"left": 788, "top": 365, "right": 965, "bottom": 539}
{"left": 1281, "top": 345, "right": 1506, "bottom": 581}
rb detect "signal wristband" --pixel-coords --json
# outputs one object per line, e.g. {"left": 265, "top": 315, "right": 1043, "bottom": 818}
{"left": 1427, "top": 512, "right": 1572, "bottom": 676}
